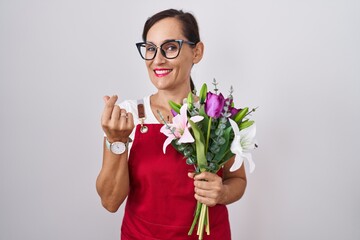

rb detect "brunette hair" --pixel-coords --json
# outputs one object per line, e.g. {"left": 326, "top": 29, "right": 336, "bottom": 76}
{"left": 142, "top": 9, "right": 201, "bottom": 92}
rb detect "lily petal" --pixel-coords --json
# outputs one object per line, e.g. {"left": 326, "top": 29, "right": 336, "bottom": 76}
{"left": 190, "top": 115, "right": 204, "bottom": 123}
{"left": 228, "top": 118, "right": 240, "bottom": 135}
{"left": 178, "top": 127, "right": 195, "bottom": 143}
{"left": 180, "top": 104, "right": 189, "bottom": 127}
{"left": 230, "top": 154, "right": 244, "bottom": 172}
{"left": 242, "top": 152, "right": 255, "bottom": 173}
{"left": 163, "top": 135, "right": 175, "bottom": 154}
{"left": 230, "top": 134, "right": 244, "bottom": 172}
{"left": 228, "top": 118, "right": 256, "bottom": 173}
{"left": 240, "top": 124, "right": 257, "bottom": 151}
{"left": 160, "top": 124, "right": 175, "bottom": 138}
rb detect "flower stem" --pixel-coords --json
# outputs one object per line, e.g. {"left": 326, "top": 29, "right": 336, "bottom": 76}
{"left": 206, "top": 206, "right": 210, "bottom": 235}
{"left": 205, "top": 117, "right": 212, "bottom": 153}
{"left": 198, "top": 204, "right": 208, "bottom": 240}
{"left": 188, "top": 201, "right": 202, "bottom": 235}
{"left": 157, "top": 110, "right": 177, "bottom": 138}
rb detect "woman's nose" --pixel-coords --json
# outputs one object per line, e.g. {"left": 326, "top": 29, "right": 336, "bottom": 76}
{"left": 152, "top": 48, "right": 166, "bottom": 64}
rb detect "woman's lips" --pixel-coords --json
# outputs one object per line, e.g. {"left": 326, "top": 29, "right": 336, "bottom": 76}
{"left": 154, "top": 68, "right": 172, "bottom": 77}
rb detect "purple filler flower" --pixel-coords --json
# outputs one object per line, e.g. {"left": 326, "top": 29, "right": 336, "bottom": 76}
{"left": 230, "top": 106, "right": 240, "bottom": 117}
{"left": 226, "top": 98, "right": 240, "bottom": 117}
{"left": 171, "top": 109, "right": 178, "bottom": 117}
{"left": 205, "top": 92, "right": 226, "bottom": 118}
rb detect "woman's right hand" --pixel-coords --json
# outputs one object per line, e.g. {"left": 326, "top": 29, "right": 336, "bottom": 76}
{"left": 101, "top": 95, "right": 135, "bottom": 143}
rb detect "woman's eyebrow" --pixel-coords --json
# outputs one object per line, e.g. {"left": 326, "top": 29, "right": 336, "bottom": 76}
{"left": 146, "top": 39, "right": 176, "bottom": 45}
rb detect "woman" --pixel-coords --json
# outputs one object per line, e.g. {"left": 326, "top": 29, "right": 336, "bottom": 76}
{"left": 96, "top": 9, "right": 247, "bottom": 240}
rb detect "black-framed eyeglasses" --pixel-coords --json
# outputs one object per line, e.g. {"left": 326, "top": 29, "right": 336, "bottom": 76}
{"left": 135, "top": 39, "right": 195, "bottom": 60}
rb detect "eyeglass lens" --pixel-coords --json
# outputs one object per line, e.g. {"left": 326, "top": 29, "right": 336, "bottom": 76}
{"left": 139, "top": 41, "right": 181, "bottom": 60}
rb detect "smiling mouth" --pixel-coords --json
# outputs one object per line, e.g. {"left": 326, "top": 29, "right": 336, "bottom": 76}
{"left": 154, "top": 69, "right": 172, "bottom": 77}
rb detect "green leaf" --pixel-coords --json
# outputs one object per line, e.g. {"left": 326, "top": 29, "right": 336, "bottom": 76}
{"left": 219, "top": 151, "right": 235, "bottom": 166}
{"left": 188, "top": 119, "right": 207, "bottom": 171}
{"left": 198, "top": 104, "right": 207, "bottom": 117}
{"left": 213, "top": 126, "right": 232, "bottom": 166}
{"left": 187, "top": 92, "right": 194, "bottom": 110}
{"left": 199, "top": 83, "right": 207, "bottom": 104}
{"left": 198, "top": 105, "right": 209, "bottom": 136}
{"left": 239, "top": 120, "right": 254, "bottom": 130}
{"left": 233, "top": 107, "right": 248, "bottom": 124}
{"left": 169, "top": 100, "right": 181, "bottom": 114}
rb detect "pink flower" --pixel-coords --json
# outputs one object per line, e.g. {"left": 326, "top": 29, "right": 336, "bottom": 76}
{"left": 205, "top": 92, "right": 226, "bottom": 118}
{"left": 160, "top": 104, "right": 203, "bottom": 153}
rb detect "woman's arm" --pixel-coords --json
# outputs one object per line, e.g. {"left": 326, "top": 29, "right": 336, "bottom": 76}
{"left": 96, "top": 139, "right": 130, "bottom": 212}
{"left": 188, "top": 156, "right": 247, "bottom": 207}
{"left": 96, "top": 95, "right": 134, "bottom": 212}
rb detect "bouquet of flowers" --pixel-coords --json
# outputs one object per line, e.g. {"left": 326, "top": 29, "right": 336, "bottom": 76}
{"left": 159, "top": 79, "right": 257, "bottom": 240}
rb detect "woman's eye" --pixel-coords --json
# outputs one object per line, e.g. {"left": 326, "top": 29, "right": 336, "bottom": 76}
{"left": 165, "top": 44, "right": 178, "bottom": 52}
{"left": 146, "top": 46, "right": 156, "bottom": 52}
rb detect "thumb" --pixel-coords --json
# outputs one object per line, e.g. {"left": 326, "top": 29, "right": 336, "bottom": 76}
{"left": 188, "top": 172, "right": 196, "bottom": 179}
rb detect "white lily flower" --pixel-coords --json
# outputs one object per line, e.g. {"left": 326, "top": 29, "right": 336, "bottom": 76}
{"left": 228, "top": 118, "right": 257, "bottom": 173}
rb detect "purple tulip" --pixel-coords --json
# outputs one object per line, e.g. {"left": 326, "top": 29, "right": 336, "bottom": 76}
{"left": 205, "top": 92, "right": 226, "bottom": 118}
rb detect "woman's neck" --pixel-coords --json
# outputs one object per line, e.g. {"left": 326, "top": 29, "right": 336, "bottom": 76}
{"left": 152, "top": 91, "right": 189, "bottom": 109}
{"left": 150, "top": 89, "right": 192, "bottom": 123}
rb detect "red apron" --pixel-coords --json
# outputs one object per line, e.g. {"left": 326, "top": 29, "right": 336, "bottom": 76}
{"left": 121, "top": 124, "right": 231, "bottom": 240}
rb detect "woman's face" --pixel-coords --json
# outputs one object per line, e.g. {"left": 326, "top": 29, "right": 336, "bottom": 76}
{"left": 145, "top": 17, "right": 200, "bottom": 92}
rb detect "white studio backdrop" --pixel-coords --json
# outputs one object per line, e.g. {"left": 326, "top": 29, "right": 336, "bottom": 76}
{"left": 0, "top": 0, "right": 359, "bottom": 239}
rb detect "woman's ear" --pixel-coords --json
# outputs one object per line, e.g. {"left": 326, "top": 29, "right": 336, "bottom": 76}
{"left": 193, "top": 41, "right": 204, "bottom": 64}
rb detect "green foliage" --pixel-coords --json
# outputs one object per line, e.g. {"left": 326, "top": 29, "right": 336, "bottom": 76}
{"left": 188, "top": 119, "right": 207, "bottom": 172}
{"left": 168, "top": 100, "right": 181, "bottom": 114}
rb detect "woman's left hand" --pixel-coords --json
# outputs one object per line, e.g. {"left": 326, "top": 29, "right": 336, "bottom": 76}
{"left": 188, "top": 172, "right": 225, "bottom": 207}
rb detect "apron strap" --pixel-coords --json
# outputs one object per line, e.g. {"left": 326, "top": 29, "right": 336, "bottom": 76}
{"left": 137, "top": 99, "right": 148, "bottom": 133}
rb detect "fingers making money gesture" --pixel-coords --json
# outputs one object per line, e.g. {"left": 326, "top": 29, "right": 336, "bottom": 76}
{"left": 101, "top": 95, "right": 134, "bottom": 143}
